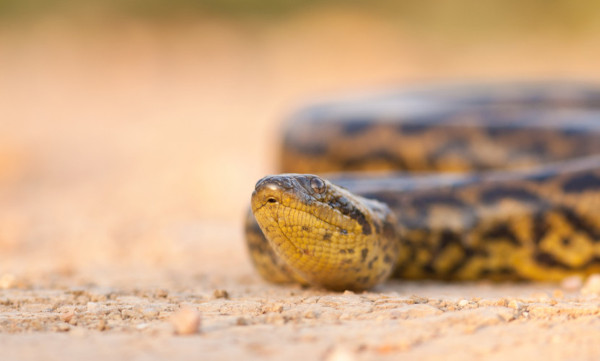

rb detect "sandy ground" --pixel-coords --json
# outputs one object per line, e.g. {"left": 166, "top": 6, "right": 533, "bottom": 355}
{"left": 2, "top": 9, "right": 600, "bottom": 360}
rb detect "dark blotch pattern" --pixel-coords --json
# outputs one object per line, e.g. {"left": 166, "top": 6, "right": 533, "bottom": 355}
{"left": 361, "top": 248, "right": 369, "bottom": 262}
{"left": 481, "top": 223, "right": 521, "bottom": 246}
{"left": 330, "top": 195, "right": 372, "bottom": 235}
{"left": 481, "top": 187, "right": 541, "bottom": 204}
{"left": 342, "top": 150, "right": 408, "bottom": 170}
{"left": 562, "top": 172, "right": 600, "bottom": 193}
{"left": 367, "top": 256, "right": 379, "bottom": 270}
{"left": 343, "top": 119, "right": 373, "bottom": 135}
{"left": 411, "top": 194, "right": 467, "bottom": 209}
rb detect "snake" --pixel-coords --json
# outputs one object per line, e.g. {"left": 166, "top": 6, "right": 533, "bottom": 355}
{"left": 245, "top": 82, "right": 600, "bottom": 291}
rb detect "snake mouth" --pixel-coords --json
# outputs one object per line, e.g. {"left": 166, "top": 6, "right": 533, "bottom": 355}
{"left": 252, "top": 182, "right": 354, "bottom": 234}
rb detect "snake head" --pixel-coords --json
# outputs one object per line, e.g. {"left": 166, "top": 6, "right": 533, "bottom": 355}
{"left": 251, "top": 173, "right": 399, "bottom": 291}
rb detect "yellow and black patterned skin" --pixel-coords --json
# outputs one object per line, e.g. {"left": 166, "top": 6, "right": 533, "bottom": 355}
{"left": 247, "top": 82, "right": 600, "bottom": 290}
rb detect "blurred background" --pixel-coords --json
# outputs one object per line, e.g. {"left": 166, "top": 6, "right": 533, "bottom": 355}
{"left": 1, "top": 0, "right": 600, "bottom": 284}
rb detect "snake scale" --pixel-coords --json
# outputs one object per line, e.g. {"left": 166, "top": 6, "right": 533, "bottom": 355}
{"left": 245, "top": 82, "right": 600, "bottom": 291}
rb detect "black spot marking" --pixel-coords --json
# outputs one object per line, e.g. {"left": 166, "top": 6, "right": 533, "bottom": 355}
{"left": 342, "top": 119, "right": 373, "bottom": 135}
{"left": 411, "top": 194, "right": 467, "bottom": 209}
{"left": 323, "top": 232, "right": 332, "bottom": 241}
{"left": 361, "top": 248, "right": 369, "bottom": 262}
{"left": 532, "top": 213, "right": 549, "bottom": 244}
{"left": 340, "top": 229, "right": 348, "bottom": 235}
{"left": 562, "top": 172, "right": 600, "bottom": 193}
{"left": 285, "top": 138, "right": 328, "bottom": 156}
{"left": 481, "top": 223, "right": 521, "bottom": 246}
{"left": 383, "top": 221, "right": 397, "bottom": 239}
{"left": 330, "top": 194, "right": 372, "bottom": 237}
{"left": 384, "top": 254, "right": 393, "bottom": 264}
{"left": 342, "top": 150, "right": 408, "bottom": 170}
{"left": 534, "top": 252, "right": 570, "bottom": 269}
{"left": 341, "top": 259, "right": 352, "bottom": 265}
{"left": 558, "top": 206, "right": 600, "bottom": 240}
{"left": 368, "top": 256, "right": 379, "bottom": 270}
{"left": 423, "top": 230, "right": 467, "bottom": 277}
{"left": 398, "top": 123, "right": 428, "bottom": 134}
{"left": 561, "top": 237, "right": 571, "bottom": 246}
{"left": 301, "top": 226, "right": 310, "bottom": 232}
{"left": 373, "top": 221, "right": 381, "bottom": 234}
{"left": 481, "top": 187, "right": 540, "bottom": 204}
{"left": 347, "top": 248, "right": 355, "bottom": 254}
{"left": 339, "top": 249, "right": 347, "bottom": 254}
{"left": 357, "top": 275, "right": 371, "bottom": 284}
{"left": 438, "top": 230, "right": 463, "bottom": 249}
{"left": 528, "top": 170, "right": 558, "bottom": 183}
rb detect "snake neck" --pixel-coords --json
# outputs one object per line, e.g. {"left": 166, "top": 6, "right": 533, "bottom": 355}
{"left": 251, "top": 173, "right": 400, "bottom": 291}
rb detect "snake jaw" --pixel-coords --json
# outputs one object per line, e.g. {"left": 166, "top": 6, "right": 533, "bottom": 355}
{"left": 251, "top": 173, "right": 400, "bottom": 290}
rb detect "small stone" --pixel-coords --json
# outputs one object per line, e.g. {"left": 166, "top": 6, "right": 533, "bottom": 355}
{"left": 410, "top": 295, "right": 429, "bottom": 304}
{"left": 304, "top": 310, "right": 318, "bottom": 319}
{"left": 263, "top": 303, "right": 284, "bottom": 313}
{"left": 141, "top": 307, "right": 160, "bottom": 319}
{"left": 97, "top": 319, "right": 107, "bottom": 331}
{"left": 86, "top": 302, "right": 100, "bottom": 313}
{"left": 170, "top": 306, "right": 201, "bottom": 335}
{"left": 54, "top": 323, "right": 70, "bottom": 332}
{"left": 0, "top": 274, "right": 16, "bottom": 289}
{"left": 236, "top": 317, "right": 249, "bottom": 326}
{"left": 155, "top": 289, "right": 169, "bottom": 298}
{"left": 561, "top": 275, "right": 583, "bottom": 292}
{"left": 60, "top": 310, "right": 75, "bottom": 323}
{"left": 324, "top": 347, "right": 356, "bottom": 361}
{"left": 458, "top": 299, "right": 469, "bottom": 307}
{"left": 121, "top": 308, "right": 138, "bottom": 319}
{"left": 507, "top": 300, "right": 523, "bottom": 310}
{"left": 136, "top": 323, "right": 149, "bottom": 330}
{"left": 214, "top": 289, "right": 229, "bottom": 299}
{"left": 582, "top": 274, "right": 600, "bottom": 296}
{"left": 529, "top": 292, "right": 551, "bottom": 302}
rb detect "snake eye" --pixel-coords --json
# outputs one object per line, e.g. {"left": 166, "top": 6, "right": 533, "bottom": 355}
{"left": 310, "top": 177, "right": 326, "bottom": 194}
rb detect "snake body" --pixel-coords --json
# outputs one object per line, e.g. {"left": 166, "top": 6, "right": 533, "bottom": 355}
{"left": 246, "top": 82, "right": 600, "bottom": 290}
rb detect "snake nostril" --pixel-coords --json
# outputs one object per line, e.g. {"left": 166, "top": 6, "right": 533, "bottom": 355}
{"left": 267, "top": 197, "right": 278, "bottom": 203}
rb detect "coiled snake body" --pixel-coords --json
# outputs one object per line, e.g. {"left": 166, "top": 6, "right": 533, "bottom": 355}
{"left": 246, "top": 82, "right": 600, "bottom": 290}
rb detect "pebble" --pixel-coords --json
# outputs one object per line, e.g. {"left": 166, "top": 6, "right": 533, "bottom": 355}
{"left": 54, "top": 323, "right": 70, "bottom": 332}
{"left": 121, "top": 308, "right": 138, "bottom": 319}
{"left": 141, "top": 307, "right": 160, "bottom": 319}
{"left": 581, "top": 274, "right": 600, "bottom": 296}
{"left": 170, "top": 306, "right": 201, "bottom": 335}
{"left": 86, "top": 302, "right": 101, "bottom": 313}
{"left": 324, "top": 347, "right": 356, "bottom": 361}
{"left": 60, "top": 310, "right": 75, "bottom": 323}
{"left": 154, "top": 289, "right": 169, "bottom": 298}
{"left": 561, "top": 275, "right": 583, "bottom": 292}
{"left": 507, "top": 300, "right": 524, "bottom": 311}
{"left": 0, "top": 274, "right": 16, "bottom": 289}
{"left": 214, "top": 289, "right": 229, "bottom": 299}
